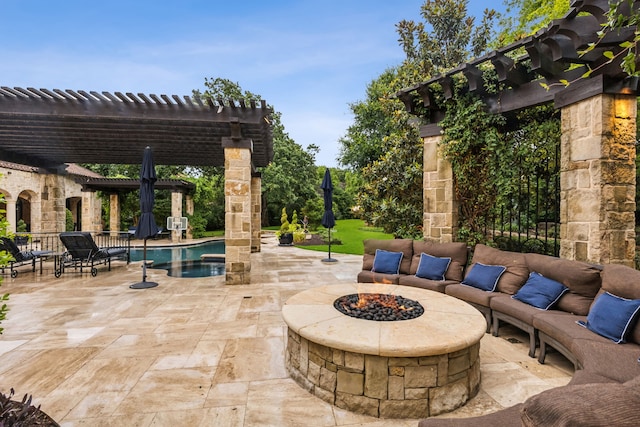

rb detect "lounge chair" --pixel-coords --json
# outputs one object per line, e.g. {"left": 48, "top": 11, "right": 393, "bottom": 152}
{"left": 56, "top": 231, "right": 128, "bottom": 277}
{"left": 0, "top": 236, "right": 52, "bottom": 278}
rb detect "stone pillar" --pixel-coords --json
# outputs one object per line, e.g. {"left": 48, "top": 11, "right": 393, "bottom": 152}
{"left": 223, "top": 138, "right": 253, "bottom": 285}
{"left": 185, "top": 194, "right": 194, "bottom": 240}
{"left": 109, "top": 193, "right": 120, "bottom": 236}
{"left": 422, "top": 132, "right": 457, "bottom": 242}
{"left": 171, "top": 191, "right": 183, "bottom": 242}
{"left": 40, "top": 175, "right": 66, "bottom": 233}
{"left": 560, "top": 93, "right": 636, "bottom": 266}
{"left": 5, "top": 198, "right": 16, "bottom": 233}
{"left": 81, "top": 190, "right": 102, "bottom": 232}
{"left": 251, "top": 173, "right": 262, "bottom": 253}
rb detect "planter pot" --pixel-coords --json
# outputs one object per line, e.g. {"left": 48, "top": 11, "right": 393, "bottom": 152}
{"left": 278, "top": 233, "right": 294, "bottom": 246}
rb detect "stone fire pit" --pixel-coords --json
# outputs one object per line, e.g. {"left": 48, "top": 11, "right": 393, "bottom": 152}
{"left": 282, "top": 283, "right": 486, "bottom": 419}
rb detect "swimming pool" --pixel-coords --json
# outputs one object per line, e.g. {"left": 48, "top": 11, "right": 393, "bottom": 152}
{"left": 130, "top": 240, "right": 225, "bottom": 277}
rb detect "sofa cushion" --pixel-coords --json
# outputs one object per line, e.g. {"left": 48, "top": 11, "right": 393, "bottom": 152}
{"left": 398, "top": 275, "right": 457, "bottom": 293}
{"left": 532, "top": 311, "right": 590, "bottom": 351}
{"left": 411, "top": 241, "right": 468, "bottom": 281}
{"left": 462, "top": 262, "right": 506, "bottom": 291}
{"left": 577, "top": 292, "right": 640, "bottom": 344}
{"left": 571, "top": 339, "right": 640, "bottom": 383}
{"left": 490, "top": 293, "right": 542, "bottom": 325}
{"left": 468, "top": 244, "right": 528, "bottom": 294}
{"left": 372, "top": 249, "right": 403, "bottom": 274}
{"left": 445, "top": 283, "right": 497, "bottom": 307}
{"left": 357, "top": 270, "right": 401, "bottom": 285}
{"left": 601, "top": 264, "right": 640, "bottom": 345}
{"left": 521, "top": 382, "right": 640, "bottom": 427}
{"left": 362, "top": 239, "right": 413, "bottom": 275}
{"left": 512, "top": 272, "right": 569, "bottom": 310}
{"left": 415, "top": 253, "right": 451, "bottom": 281}
{"left": 525, "top": 253, "right": 602, "bottom": 316}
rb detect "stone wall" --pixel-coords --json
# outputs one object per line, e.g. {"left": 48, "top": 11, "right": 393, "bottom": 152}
{"left": 423, "top": 134, "right": 457, "bottom": 243}
{"left": 286, "top": 329, "right": 480, "bottom": 419}
{"left": 560, "top": 94, "right": 637, "bottom": 266}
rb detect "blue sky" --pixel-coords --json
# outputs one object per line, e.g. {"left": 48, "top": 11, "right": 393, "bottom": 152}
{"left": 1, "top": 1, "right": 505, "bottom": 167}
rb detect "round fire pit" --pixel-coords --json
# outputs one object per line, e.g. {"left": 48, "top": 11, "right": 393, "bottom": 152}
{"left": 334, "top": 293, "right": 424, "bottom": 321}
{"left": 282, "top": 283, "right": 486, "bottom": 419}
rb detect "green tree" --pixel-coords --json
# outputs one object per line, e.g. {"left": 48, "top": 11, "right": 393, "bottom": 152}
{"left": 497, "top": 0, "right": 570, "bottom": 45}
{"left": 339, "top": 0, "right": 497, "bottom": 238}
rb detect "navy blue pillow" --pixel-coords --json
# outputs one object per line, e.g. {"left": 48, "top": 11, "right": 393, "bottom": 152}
{"left": 512, "top": 272, "right": 569, "bottom": 310}
{"left": 577, "top": 292, "right": 640, "bottom": 343}
{"left": 462, "top": 263, "right": 506, "bottom": 292}
{"left": 372, "top": 249, "right": 403, "bottom": 274}
{"left": 415, "top": 253, "right": 451, "bottom": 281}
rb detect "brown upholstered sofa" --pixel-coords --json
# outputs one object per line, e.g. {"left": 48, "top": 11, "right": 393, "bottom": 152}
{"left": 357, "top": 240, "right": 640, "bottom": 425}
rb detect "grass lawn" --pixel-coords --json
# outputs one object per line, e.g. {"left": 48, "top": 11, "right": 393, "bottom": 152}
{"left": 297, "top": 219, "right": 393, "bottom": 255}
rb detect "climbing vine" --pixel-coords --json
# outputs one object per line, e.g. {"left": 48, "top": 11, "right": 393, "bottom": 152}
{"left": 440, "top": 92, "right": 507, "bottom": 245}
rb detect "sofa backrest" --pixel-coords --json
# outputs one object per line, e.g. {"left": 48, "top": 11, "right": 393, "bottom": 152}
{"left": 600, "top": 264, "right": 640, "bottom": 345}
{"left": 362, "top": 239, "right": 413, "bottom": 275}
{"left": 410, "top": 241, "right": 468, "bottom": 282}
{"left": 466, "top": 244, "right": 529, "bottom": 294}
{"left": 525, "top": 253, "right": 602, "bottom": 316}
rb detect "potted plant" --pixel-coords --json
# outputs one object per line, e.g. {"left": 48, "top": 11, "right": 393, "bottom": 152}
{"left": 276, "top": 208, "right": 294, "bottom": 246}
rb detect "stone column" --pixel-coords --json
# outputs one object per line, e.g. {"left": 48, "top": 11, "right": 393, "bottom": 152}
{"left": 560, "top": 93, "right": 636, "bottom": 266}
{"left": 5, "top": 198, "right": 16, "bottom": 233}
{"left": 185, "top": 194, "right": 194, "bottom": 240}
{"left": 251, "top": 173, "right": 262, "bottom": 253}
{"left": 223, "top": 138, "right": 253, "bottom": 285}
{"left": 109, "top": 193, "right": 120, "bottom": 236}
{"left": 40, "top": 174, "right": 66, "bottom": 233}
{"left": 422, "top": 131, "right": 457, "bottom": 242}
{"left": 81, "top": 190, "right": 102, "bottom": 232}
{"left": 171, "top": 191, "right": 183, "bottom": 242}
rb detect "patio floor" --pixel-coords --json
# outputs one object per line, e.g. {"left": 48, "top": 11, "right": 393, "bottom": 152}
{"left": 0, "top": 236, "right": 572, "bottom": 426}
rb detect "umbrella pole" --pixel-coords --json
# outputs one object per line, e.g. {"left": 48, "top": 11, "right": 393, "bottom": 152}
{"left": 130, "top": 237, "right": 159, "bottom": 289}
{"left": 322, "top": 227, "right": 338, "bottom": 263}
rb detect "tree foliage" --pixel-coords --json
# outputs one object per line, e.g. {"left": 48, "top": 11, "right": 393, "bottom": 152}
{"left": 497, "top": 0, "right": 570, "bottom": 45}
{"left": 339, "top": 0, "right": 497, "bottom": 238}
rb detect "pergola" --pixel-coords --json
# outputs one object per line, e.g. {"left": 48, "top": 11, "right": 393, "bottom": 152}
{"left": 395, "top": 0, "right": 639, "bottom": 267}
{"left": 0, "top": 87, "right": 274, "bottom": 284}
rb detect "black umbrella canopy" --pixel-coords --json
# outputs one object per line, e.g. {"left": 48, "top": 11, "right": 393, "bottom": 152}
{"left": 135, "top": 146, "right": 160, "bottom": 240}
{"left": 321, "top": 169, "right": 335, "bottom": 229}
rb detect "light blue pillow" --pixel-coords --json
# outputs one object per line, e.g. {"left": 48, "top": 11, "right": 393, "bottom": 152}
{"left": 462, "top": 263, "right": 506, "bottom": 292}
{"left": 416, "top": 253, "right": 451, "bottom": 281}
{"left": 372, "top": 249, "right": 403, "bottom": 274}
{"left": 512, "top": 272, "right": 569, "bottom": 310}
{"left": 577, "top": 292, "right": 640, "bottom": 343}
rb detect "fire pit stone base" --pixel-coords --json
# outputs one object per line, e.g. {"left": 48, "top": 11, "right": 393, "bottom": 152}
{"left": 286, "top": 329, "right": 480, "bottom": 418}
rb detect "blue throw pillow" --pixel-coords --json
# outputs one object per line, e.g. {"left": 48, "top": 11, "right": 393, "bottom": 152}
{"left": 415, "top": 253, "right": 451, "bottom": 281}
{"left": 512, "top": 272, "right": 569, "bottom": 310}
{"left": 577, "top": 292, "right": 640, "bottom": 343}
{"left": 372, "top": 249, "right": 403, "bottom": 274}
{"left": 462, "top": 263, "right": 506, "bottom": 292}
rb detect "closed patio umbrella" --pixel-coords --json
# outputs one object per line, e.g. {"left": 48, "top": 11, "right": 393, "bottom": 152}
{"left": 130, "top": 146, "right": 160, "bottom": 289}
{"left": 321, "top": 169, "right": 337, "bottom": 263}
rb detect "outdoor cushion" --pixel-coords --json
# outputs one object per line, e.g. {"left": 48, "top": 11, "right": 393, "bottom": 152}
{"left": 525, "top": 252, "right": 601, "bottom": 315}
{"left": 512, "top": 272, "right": 568, "bottom": 310}
{"left": 415, "top": 253, "right": 451, "bottom": 281}
{"left": 469, "top": 244, "right": 528, "bottom": 294}
{"left": 462, "top": 262, "right": 506, "bottom": 292}
{"left": 521, "top": 382, "right": 640, "bottom": 427}
{"left": 410, "top": 241, "right": 468, "bottom": 281}
{"left": 600, "top": 264, "right": 640, "bottom": 345}
{"left": 362, "top": 239, "right": 413, "bottom": 275}
{"left": 372, "top": 249, "right": 403, "bottom": 274}
{"left": 577, "top": 292, "right": 640, "bottom": 343}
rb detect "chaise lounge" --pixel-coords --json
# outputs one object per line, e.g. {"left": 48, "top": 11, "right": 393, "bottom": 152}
{"left": 0, "top": 236, "right": 52, "bottom": 277}
{"left": 56, "top": 231, "right": 129, "bottom": 277}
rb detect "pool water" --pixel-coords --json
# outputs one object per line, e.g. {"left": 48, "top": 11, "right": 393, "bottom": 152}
{"left": 130, "top": 240, "right": 225, "bottom": 277}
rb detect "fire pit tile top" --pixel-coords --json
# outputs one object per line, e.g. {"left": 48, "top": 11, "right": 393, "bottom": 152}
{"left": 282, "top": 283, "right": 486, "bottom": 357}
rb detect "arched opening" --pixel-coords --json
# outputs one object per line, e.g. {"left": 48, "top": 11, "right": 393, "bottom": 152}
{"left": 17, "top": 190, "right": 33, "bottom": 232}
{"left": 66, "top": 197, "right": 82, "bottom": 231}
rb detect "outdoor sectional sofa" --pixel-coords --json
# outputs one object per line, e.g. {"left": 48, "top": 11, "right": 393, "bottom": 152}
{"left": 357, "top": 239, "right": 640, "bottom": 425}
